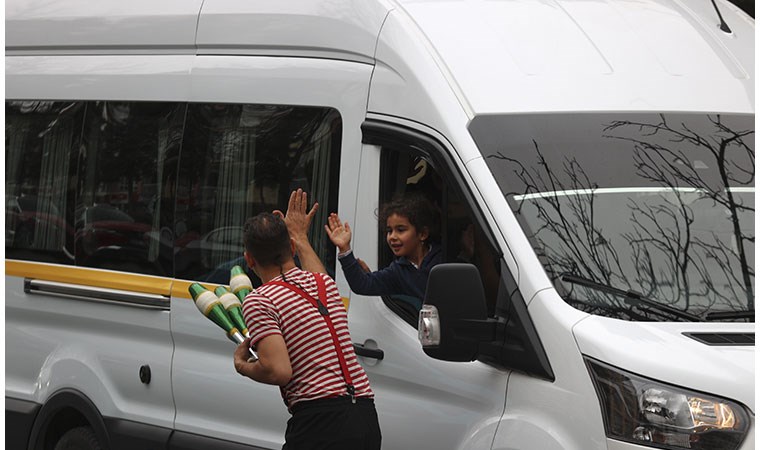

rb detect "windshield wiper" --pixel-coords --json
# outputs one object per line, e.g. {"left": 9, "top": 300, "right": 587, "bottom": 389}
{"left": 705, "top": 310, "right": 755, "bottom": 321}
{"left": 559, "top": 273, "right": 702, "bottom": 322}
{"left": 565, "top": 298, "right": 651, "bottom": 321}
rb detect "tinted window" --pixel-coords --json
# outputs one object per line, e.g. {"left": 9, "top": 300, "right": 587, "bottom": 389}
{"left": 5, "top": 101, "right": 83, "bottom": 264}
{"left": 470, "top": 113, "right": 755, "bottom": 321}
{"left": 6, "top": 100, "right": 341, "bottom": 282}
{"left": 175, "top": 104, "right": 342, "bottom": 284}
{"left": 77, "top": 101, "right": 184, "bottom": 276}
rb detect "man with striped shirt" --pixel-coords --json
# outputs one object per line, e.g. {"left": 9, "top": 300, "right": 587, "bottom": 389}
{"left": 233, "top": 205, "right": 381, "bottom": 450}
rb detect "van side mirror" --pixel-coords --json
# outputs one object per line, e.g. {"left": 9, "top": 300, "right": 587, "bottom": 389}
{"left": 419, "top": 263, "right": 490, "bottom": 362}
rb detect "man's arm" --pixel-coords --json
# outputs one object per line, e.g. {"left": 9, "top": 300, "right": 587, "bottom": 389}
{"left": 277, "top": 189, "right": 327, "bottom": 274}
{"left": 234, "top": 336, "right": 292, "bottom": 386}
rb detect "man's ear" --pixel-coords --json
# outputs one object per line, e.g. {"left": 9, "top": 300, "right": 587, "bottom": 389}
{"left": 244, "top": 250, "right": 256, "bottom": 269}
{"left": 290, "top": 238, "right": 297, "bottom": 257}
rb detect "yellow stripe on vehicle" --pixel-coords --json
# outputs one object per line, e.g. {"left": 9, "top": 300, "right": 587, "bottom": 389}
{"left": 7, "top": 260, "right": 352, "bottom": 310}
{"left": 5, "top": 260, "right": 172, "bottom": 295}
{"left": 173, "top": 280, "right": 222, "bottom": 300}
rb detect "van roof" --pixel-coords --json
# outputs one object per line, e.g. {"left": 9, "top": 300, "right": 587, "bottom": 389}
{"left": 6, "top": 0, "right": 754, "bottom": 114}
{"left": 4, "top": 0, "right": 390, "bottom": 62}
{"left": 397, "top": 0, "right": 755, "bottom": 114}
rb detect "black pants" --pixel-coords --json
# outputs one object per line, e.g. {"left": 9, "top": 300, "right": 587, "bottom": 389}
{"left": 283, "top": 397, "right": 381, "bottom": 450}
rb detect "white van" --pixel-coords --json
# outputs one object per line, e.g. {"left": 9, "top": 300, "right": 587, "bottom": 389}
{"left": 5, "top": 0, "right": 754, "bottom": 449}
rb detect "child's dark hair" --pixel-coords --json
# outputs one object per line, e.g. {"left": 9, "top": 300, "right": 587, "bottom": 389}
{"left": 243, "top": 212, "right": 291, "bottom": 267}
{"left": 378, "top": 191, "right": 440, "bottom": 242}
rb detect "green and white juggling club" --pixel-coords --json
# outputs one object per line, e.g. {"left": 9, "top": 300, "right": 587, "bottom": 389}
{"left": 230, "top": 265, "right": 253, "bottom": 302}
{"left": 189, "top": 283, "right": 257, "bottom": 359}
{"left": 214, "top": 285, "right": 250, "bottom": 338}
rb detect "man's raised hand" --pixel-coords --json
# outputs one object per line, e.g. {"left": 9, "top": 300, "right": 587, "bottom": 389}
{"left": 274, "top": 188, "right": 318, "bottom": 241}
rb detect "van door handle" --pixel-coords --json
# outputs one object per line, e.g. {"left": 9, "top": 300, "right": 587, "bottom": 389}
{"left": 353, "top": 343, "right": 384, "bottom": 360}
{"left": 24, "top": 278, "right": 170, "bottom": 310}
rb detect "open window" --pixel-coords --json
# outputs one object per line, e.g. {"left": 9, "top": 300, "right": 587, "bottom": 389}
{"left": 363, "top": 121, "right": 554, "bottom": 379}
{"left": 364, "top": 123, "right": 502, "bottom": 327}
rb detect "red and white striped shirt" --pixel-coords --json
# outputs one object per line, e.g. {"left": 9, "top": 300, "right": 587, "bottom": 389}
{"left": 242, "top": 267, "right": 374, "bottom": 409}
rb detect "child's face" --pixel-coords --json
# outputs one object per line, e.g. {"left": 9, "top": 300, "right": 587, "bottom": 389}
{"left": 385, "top": 213, "right": 428, "bottom": 259}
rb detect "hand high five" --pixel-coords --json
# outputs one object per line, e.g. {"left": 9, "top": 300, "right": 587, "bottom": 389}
{"left": 272, "top": 189, "right": 327, "bottom": 274}
{"left": 325, "top": 213, "right": 352, "bottom": 254}
{"left": 274, "top": 188, "right": 318, "bottom": 240}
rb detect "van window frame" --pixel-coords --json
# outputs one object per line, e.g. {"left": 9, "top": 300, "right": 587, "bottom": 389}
{"left": 361, "top": 119, "right": 554, "bottom": 379}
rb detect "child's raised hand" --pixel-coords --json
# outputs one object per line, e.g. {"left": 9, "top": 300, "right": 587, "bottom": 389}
{"left": 324, "top": 213, "right": 352, "bottom": 253}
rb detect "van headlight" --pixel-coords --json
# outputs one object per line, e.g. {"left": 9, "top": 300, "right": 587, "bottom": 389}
{"left": 585, "top": 357, "right": 751, "bottom": 450}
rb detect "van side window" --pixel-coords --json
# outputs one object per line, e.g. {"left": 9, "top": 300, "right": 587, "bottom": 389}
{"left": 76, "top": 101, "right": 184, "bottom": 276}
{"left": 5, "top": 101, "right": 83, "bottom": 265}
{"left": 175, "top": 104, "right": 342, "bottom": 284}
{"left": 379, "top": 148, "right": 501, "bottom": 326}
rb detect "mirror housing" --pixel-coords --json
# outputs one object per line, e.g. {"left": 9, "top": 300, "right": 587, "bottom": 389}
{"left": 419, "top": 263, "right": 490, "bottom": 361}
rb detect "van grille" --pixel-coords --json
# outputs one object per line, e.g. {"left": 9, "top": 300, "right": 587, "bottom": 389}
{"left": 683, "top": 332, "right": 754, "bottom": 346}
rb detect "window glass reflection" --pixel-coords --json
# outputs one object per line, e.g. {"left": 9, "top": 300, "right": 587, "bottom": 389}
{"left": 77, "top": 101, "right": 183, "bottom": 275}
{"left": 5, "top": 101, "right": 82, "bottom": 264}
{"left": 471, "top": 113, "right": 754, "bottom": 321}
{"left": 175, "top": 104, "right": 341, "bottom": 284}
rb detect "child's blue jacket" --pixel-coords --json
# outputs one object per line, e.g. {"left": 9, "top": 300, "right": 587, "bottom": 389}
{"left": 338, "top": 243, "right": 443, "bottom": 309}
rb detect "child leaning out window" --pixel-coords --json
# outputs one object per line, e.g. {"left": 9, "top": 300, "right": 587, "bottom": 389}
{"left": 324, "top": 192, "right": 442, "bottom": 311}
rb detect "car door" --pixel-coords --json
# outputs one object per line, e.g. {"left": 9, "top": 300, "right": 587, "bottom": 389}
{"left": 338, "top": 124, "right": 511, "bottom": 450}
{"left": 169, "top": 54, "right": 372, "bottom": 448}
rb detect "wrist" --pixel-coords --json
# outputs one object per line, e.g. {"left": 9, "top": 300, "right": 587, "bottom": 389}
{"left": 291, "top": 233, "right": 309, "bottom": 245}
{"left": 237, "top": 358, "right": 257, "bottom": 378}
{"left": 235, "top": 359, "right": 247, "bottom": 375}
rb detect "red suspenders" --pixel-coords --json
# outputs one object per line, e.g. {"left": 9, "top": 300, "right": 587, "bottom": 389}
{"left": 267, "top": 274, "right": 356, "bottom": 401}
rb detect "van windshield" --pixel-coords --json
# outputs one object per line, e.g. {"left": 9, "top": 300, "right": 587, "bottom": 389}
{"left": 469, "top": 113, "right": 754, "bottom": 322}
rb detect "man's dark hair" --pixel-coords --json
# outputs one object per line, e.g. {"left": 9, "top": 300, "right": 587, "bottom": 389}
{"left": 243, "top": 212, "right": 291, "bottom": 267}
{"left": 378, "top": 191, "right": 440, "bottom": 242}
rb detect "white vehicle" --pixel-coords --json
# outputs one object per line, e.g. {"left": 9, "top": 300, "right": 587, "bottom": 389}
{"left": 5, "top": 1, "right": 754, "bottom": 449}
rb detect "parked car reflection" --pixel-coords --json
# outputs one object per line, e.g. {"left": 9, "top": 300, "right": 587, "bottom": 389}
{"left": 175, "top": 225, "right": 248, "bottom": 284}
{"left": 75, "top": 204, "right": 169, "bottom": 275}
{"left": 5, "top": 194, "right": 74, "bottom": 259}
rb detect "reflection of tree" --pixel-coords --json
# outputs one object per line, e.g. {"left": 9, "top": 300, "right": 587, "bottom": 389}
{"left": 490, "top": 115, "right": 754, "bottom": 318}
{"left": 499, "top": 141, "right": 626, "bottom": 287}
{"left": 605, "top": 115, "right": 754, "bottom": 311}
{"left": 624, "top": 196, "right": 708, "bottom": 312}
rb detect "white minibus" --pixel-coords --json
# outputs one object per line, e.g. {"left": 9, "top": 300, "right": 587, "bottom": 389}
{"left": 5, "top": 0, "right": 754, "bottom": 449}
